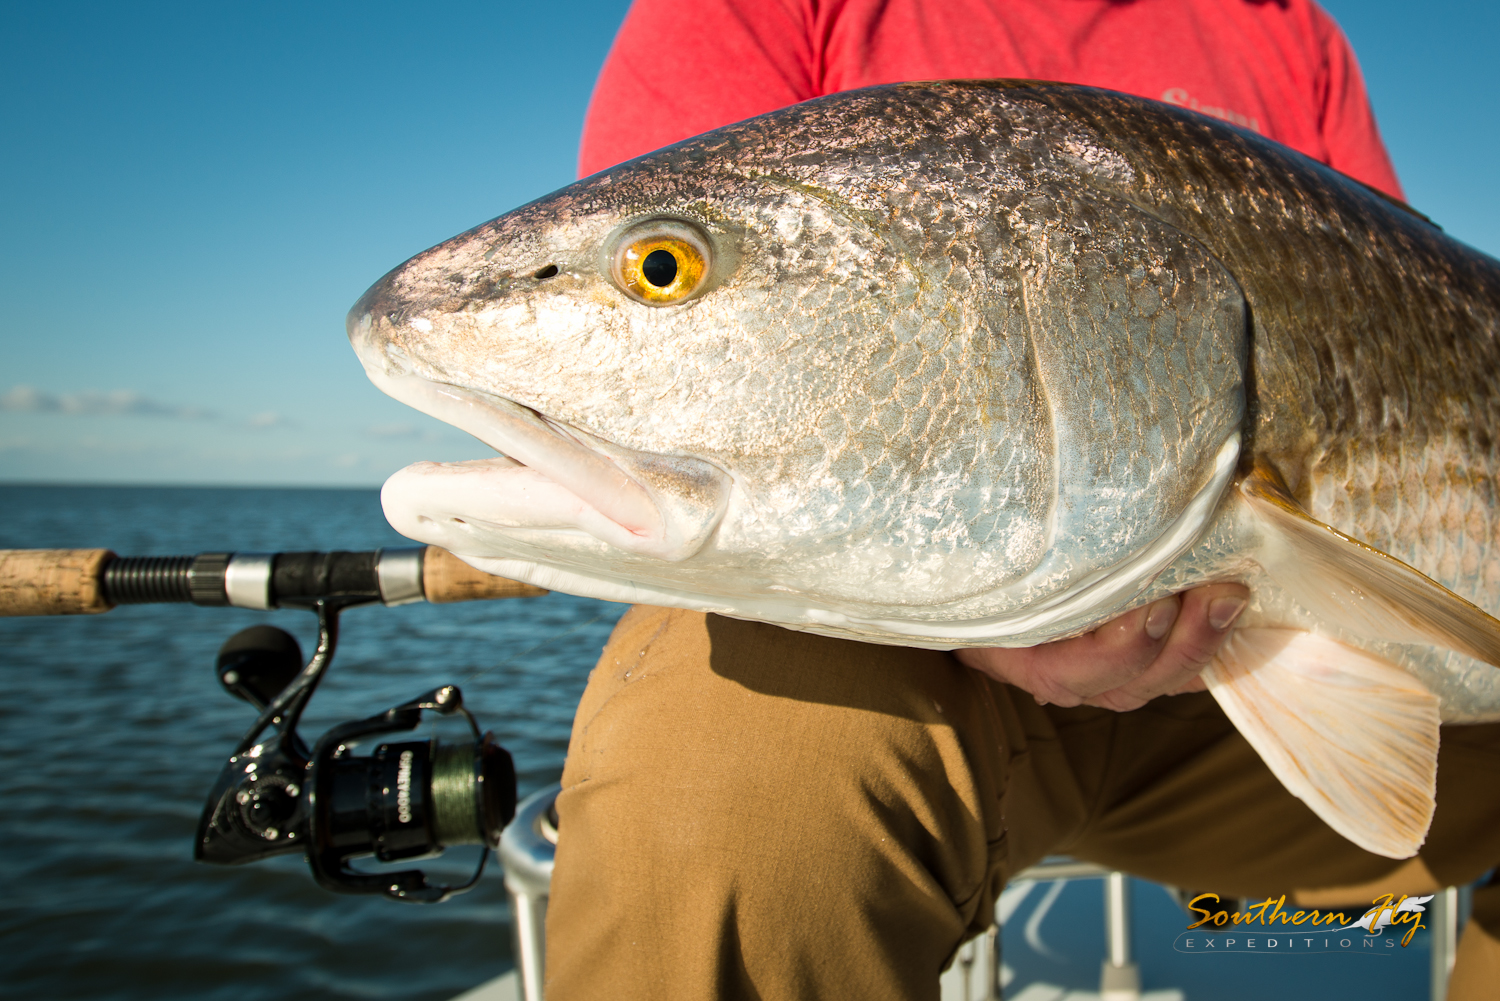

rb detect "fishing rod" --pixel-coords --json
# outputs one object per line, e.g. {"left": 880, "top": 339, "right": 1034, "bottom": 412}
{"left": 0, "top": 544, "right": 543, "bottom": 616}
{"left": 0, "top": 545, "right": 547, "bottom": 904}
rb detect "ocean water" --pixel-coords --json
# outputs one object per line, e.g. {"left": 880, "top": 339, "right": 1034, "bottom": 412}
{"left": 0, "top": 484, "right": 623, "bottom": 1001}
{"left": 0, "top": 485, "right": 1441, "bottom": 1000}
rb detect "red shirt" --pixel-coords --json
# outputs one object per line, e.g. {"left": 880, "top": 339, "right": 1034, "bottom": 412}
{"left": 580, "top": 0, "right": 1403, "bottom": 199}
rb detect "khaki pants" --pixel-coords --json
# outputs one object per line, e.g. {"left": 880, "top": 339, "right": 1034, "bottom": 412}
{"left": 546, "top": 607, "right": 1500, "bottom": 1000}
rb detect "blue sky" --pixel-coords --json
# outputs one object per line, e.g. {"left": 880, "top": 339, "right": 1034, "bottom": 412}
{"left": 2, "top": 0, "right": 1497, "bottom": 487}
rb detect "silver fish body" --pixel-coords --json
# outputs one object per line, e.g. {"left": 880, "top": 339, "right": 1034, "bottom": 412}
{"left": 349, "top": 83, "right": 1500, "bottom": 852}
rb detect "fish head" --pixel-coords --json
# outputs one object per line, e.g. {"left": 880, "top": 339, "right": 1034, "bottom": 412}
{"left": 349, "top": 84, "right": 1246, "bottom": 643}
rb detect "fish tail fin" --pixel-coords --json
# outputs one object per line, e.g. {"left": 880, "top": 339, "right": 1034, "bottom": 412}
{"left": 1205, "top": 627, "right": 1438, "bottom": 859}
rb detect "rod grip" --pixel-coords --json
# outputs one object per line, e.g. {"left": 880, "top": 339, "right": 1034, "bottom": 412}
{"left": 422, "top": 546, "right": 547, "bottom": 603}
{"left": 0, "top": 548, "right": 116, "bottom": 616}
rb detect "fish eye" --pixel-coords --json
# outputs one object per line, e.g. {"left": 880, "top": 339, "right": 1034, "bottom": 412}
{"left": 610, "top": 220, "right": 712, "bottom": 305}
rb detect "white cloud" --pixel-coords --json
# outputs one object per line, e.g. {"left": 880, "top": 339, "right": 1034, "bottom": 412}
{"left": 248, "top": 411, "right": 298, "bottom": 429}
{"left": 1, "top": 385, "right": 214, "bottom": 420}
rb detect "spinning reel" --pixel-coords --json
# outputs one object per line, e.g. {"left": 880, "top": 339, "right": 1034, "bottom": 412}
{"left": 192, "top": 551, "right": 518, "bottom": 902}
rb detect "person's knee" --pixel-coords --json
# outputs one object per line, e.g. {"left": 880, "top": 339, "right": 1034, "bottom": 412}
{"left": 547, "top": 608, "right": 1009, "bottom": 998}
{"left": 559, "top": 610, "right": 1003, "bottom": 901}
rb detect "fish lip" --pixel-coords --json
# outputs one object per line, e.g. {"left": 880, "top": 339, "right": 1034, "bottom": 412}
{"left": 359, "top": 357, "right": 730, "bottom": 562}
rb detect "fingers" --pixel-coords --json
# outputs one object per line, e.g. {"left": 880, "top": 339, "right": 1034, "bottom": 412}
{"left": 954, "top": 583, "right": 1249, "bottom": 712}
{"left": 1166, "top": 674, "right": 1210, "bottom": 696}
{"left": 1083, "top": 583, "right": 1249, "bottom": 709}
{"left": 954, "top": 602, "right": 1171, "bottom": 708}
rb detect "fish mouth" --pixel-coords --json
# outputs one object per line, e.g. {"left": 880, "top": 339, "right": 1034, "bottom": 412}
{"left": 361, "top": 362, "right": 732, "bottom": 564}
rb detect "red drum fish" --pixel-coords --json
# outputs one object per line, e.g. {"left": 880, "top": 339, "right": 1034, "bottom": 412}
{"left": 348, "top": 82, "right": 1500, "bottom": 859}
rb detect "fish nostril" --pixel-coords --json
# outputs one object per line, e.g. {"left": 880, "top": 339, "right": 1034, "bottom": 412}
{"left": 533, "top": 264, "right": 559, "bottom": 280}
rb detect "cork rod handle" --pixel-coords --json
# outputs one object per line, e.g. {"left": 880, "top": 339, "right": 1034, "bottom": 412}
{"left": 422, "top": 546, "right": 548, "bottom": 603}
{"left": 0, "top": 549, "right": 116, "bottom": 616}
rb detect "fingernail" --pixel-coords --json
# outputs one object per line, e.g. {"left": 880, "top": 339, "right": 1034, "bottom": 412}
{"left": 1209, "top": 596, "right": 1247, "bottom": 630}
{"left": 1145, "top": 598, "right": 1179, "bottom": 640}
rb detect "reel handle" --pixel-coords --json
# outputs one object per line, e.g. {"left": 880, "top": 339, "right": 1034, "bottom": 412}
{"left": 0, "top": 545, "right": 545, "bottom": 616}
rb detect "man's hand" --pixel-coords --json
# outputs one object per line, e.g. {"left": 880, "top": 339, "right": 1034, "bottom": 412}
{"left": 953, "top": 583, "right": 1249, "bottom": 711}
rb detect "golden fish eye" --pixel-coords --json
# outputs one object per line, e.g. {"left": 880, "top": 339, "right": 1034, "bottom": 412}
{"left": 611, "top": 221, "right": 711, "bottom": 305}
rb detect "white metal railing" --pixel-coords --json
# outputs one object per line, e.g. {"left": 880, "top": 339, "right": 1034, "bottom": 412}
{"left": 495, "top": 785, "right": 1467, "bottom": 1001}
{"left": 497, "top": 786, "right": 557, "bottom": 1001}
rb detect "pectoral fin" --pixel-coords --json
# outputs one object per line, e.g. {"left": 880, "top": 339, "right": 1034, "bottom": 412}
{"left": 1205, "top": 628, "right": 1439, "bottom": 859}
{"left": 1241, "top": 466, "right": 1500, "bottom": 668}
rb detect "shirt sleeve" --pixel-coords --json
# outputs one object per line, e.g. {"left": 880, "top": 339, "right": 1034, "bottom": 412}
{"left": 1313, "top": 8, "right": 1405, "bottom": 201}
{"left": 578, "top": 0, "right": 816, "bottom": 177}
